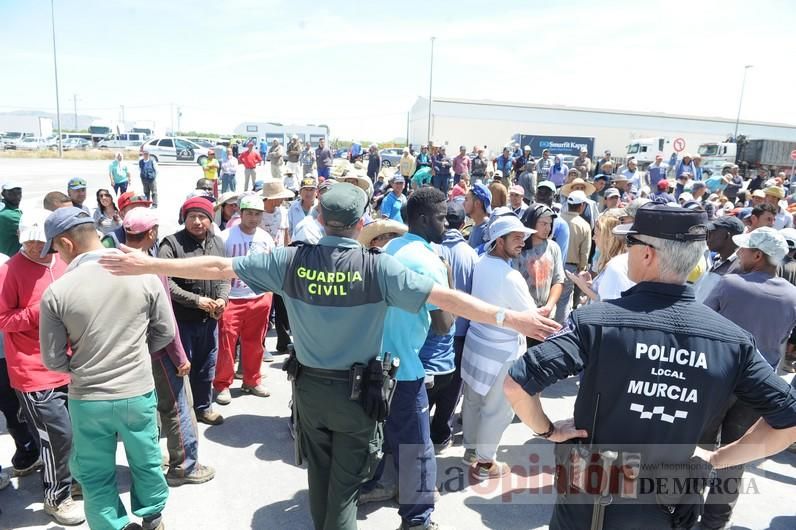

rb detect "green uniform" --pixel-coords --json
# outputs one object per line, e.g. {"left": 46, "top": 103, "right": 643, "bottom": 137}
{"left": 233, "top": 235, "right": 434, "bottom": 530}
{"left": 0, "top": 203, "right": 21, "bottom": 256}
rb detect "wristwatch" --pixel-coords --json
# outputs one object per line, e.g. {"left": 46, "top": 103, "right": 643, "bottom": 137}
{"left": 495, "top": 308, "right": 506, "bottom": 327}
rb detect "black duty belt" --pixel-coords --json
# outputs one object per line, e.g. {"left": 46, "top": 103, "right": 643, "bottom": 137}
{"left": 301, "top": 366, "right": 351, "bottom": 381}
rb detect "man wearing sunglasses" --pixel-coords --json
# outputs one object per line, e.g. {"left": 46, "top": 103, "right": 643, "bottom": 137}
{"left": 505, "top": 203, "right": 796, "bottom": 530}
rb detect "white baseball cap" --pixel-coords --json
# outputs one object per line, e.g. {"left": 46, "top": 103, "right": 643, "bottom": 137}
{"left": 485, "top": 214, "right": 535, "bottom": 249}
{"left": 567, "top": 190, "right": 588, "bottom": 205}
{"left": 18, "top": 208, "right": 49, "bottom": 244}
{"left": 732, "top": 227, "right": 789, "bottom": 263}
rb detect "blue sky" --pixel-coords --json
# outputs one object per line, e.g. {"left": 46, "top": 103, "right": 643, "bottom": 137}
{"left": 1, "top": 0, "right": 795, "bottom": 141}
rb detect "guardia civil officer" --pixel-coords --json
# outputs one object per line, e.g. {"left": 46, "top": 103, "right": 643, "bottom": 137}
{"left": 504, "top": 203, "right": 796, "bottom": 530}
{"left": 99, "top": 183, "right": 561, "bottom": 530}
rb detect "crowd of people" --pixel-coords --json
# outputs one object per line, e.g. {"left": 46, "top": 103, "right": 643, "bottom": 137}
{"left": 0, "top": 135, "right": 795, "bottom": 530}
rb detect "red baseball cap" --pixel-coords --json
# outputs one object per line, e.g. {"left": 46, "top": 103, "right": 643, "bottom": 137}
{"left": 657, "top": 180, "right": 670, "bottom": 191}
{"left": 118, "top": 192, "right": 152, "bottom": 211}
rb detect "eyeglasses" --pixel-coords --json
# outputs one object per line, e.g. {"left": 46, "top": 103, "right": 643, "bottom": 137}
{"left": 625, "top": 234, "right": 656, "bottom": 249}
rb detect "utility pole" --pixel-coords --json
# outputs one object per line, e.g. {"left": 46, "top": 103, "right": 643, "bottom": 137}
{"left": 120, "top": 105, "right": 125, "bottom": 131}
{"left": 734, "top": 65, "right": 753, "bottom": 140}
{"left": 177, "top": 106, "right": 182, "bottom": 134}
{"left": 73, "top": 94, "right": 78, "bottom": 130}
{"left": 427, "top": 36, "right": 436, "bottom": 145}
{"left": 170, "top": 102, "right": 175, "bottom": 135}
{"left": 50, "top": 0, "right": 63, "bottom": 157}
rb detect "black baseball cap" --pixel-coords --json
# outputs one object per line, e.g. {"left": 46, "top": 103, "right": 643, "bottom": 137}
{"left": 613, "top": 203, "right": 708, "bottom": 241}
{"left": 706, "top": 216, "right": 745, "bottom": 236}
{"left": 446, "top": 201, "right": 466, "bottom": 228}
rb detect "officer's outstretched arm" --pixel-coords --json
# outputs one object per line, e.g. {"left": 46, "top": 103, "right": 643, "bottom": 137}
{"left": 427, "top": 285, "right": 560, "bottom": 341}
{"left": 100, "top": 247, "right": 237, "bottom": 281}
{"left": 704, "top": 419, "right": 796, "bottom": 469}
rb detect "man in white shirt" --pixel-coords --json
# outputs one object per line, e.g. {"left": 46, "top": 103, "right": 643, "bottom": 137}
{"left": 288, "top": 178, "right": 317, "bottom": 239}
{"left": 763, "top": 186, "right": 794, "bottom": 229}
{"left": 621, "top": 157, "right": 643, "bottom": 193}
{"left": 461, "top": 215, "right": 536, "bottom": 481}
{"left": 214, "top": 195, "right": 275, "bottom": 405}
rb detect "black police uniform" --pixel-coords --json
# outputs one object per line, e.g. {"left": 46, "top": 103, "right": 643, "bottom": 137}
{"left": 509, "top": 282, "right": 796, "bottom": 530}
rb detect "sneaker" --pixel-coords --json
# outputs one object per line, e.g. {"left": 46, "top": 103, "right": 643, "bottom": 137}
{"left": 470, "top": 461, "right": 510, "bottom": 481}
{"left": 461, "top": 449, "right": 477, "bottom": 466}
{"left": 166, "top": 463, "right": 216, "bottom": 487}
{"left": 398, "top": 521, "right": 450, "bottom": 530}
{"left": 215, "top": 388, "right": 232, "bottom": 406}
{"left": 0, "top": 470, "right": 10, "bottom": 490}
{"left": 234, "top": 368, "right": 243, "bottom": 380}
{"left": 13, "top": 457, "right": 43, "bottom": 477}
{"left": 263, "top": 351, "right": 275, "bottom": 363}
{"left": 241, "top": 384, "right": 270, "bottom": 398}
{"left": 358, "top": 482, "right": 397, "bottom": 504}
{"left": 44, "top": 497, "right": 85, "bottom": 525}
{"left": 196, "top": 409, "right": 224, "bottom": 426}
{"left": 71, "top": 480, "right": 83, "bottom": 499}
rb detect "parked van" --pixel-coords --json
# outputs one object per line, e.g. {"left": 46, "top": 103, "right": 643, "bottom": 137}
{"left": 97, "top": 133, "right": 148, "bottom": 149}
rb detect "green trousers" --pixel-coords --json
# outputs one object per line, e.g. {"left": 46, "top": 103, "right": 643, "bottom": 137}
{"left": 296, "top": 372, "right": 382, "bottom": 530}
{"left": 69, "top": 391, "right": 168, "bottom": 530}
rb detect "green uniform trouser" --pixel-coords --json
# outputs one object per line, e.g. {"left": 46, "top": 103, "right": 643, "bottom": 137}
{"left": 69, "top": 391, "right": 168, "bottom": 530}
{"left": 296, "top": 372, "right": 382, "bottom": 530}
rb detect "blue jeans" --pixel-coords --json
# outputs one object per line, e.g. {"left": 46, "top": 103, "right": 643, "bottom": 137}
{"left": 432, "top": 173, "right": 450, "bottom": 194}
{"left": 113, "top": 181, "right": 128, "bottom": 195}
{"left": 220, "top": 173, "right": 237, "bottom": 193}
{"left": 367, "top": 378, "right": 436, "bottom": 527}
{"left": 152, "top": 355, "right": 198, "bottom": 475}
{"left": 177, "top": 320, "right": 218, "bottom": 414}
{"left": 318, "top": 167, "right": 331, "bottom": 179}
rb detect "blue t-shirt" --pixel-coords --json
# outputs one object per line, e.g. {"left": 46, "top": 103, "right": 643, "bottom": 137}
{"left": 381, "top": 192, "right": 406, "bottom": 223}
{"left": 552, "top": 217, "right": 569, "bottom": 259}
{"left": 382, "top": 233, "right": 449, "bottom": 381}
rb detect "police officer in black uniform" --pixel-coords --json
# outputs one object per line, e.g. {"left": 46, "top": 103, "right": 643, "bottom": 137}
{"left": 504, "top": 203, "right": 796, "bottom": 530}
{"left": 99, "top": 183, "right": 561, "bottom": 530}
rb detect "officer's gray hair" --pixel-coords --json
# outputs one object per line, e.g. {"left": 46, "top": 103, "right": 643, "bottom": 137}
{"left": 638, "top": 235, "right": 706, "bottom": 284}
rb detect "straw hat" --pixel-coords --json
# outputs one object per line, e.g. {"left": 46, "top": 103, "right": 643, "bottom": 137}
{"left": 261, "top": 179, "right": 295, "bottom": 200}
{"left": 214, "top": 191, "right": 240, "bottom": 210}
{"left": 331, "top": 159, "right": 353, "bottom": 179}
{"left": 560, "top": 177, "right": 596, "bottom": 197}
{"left": 357, "top": 219, "right": 408, "bottom": 247}
{"left": 378, "top": 166, "right": 397, "bottom": 180}
{"left": 340, "top": 169, "right": 373, "bottom": 196}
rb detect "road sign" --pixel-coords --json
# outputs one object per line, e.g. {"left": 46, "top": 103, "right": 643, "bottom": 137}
{"left": 790, "top": 149, "right": 796, "bottom": 161}
{"left": 673, "top": 137, "right": 686, "bottom": 153}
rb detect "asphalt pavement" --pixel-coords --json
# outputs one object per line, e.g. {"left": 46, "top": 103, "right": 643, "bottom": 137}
{"left": 0, "top": 158, "right": 795, "bottom": 529}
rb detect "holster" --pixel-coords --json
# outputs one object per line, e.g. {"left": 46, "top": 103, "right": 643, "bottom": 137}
{"left": 653, "top": 456, "right": 714, "bottom": 529}
{"left": 282, "top": 346, "right": 304, "bottom": 466}
{"left": 360, "top": 352, "right": 400, "bottom": 422}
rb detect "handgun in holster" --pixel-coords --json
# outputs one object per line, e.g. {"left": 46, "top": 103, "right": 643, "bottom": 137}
{"left": 360, "top": 352, "right": 400, "bottom": 422}
{"left": 282, "top": 345, "right": 304, "bottom": 466}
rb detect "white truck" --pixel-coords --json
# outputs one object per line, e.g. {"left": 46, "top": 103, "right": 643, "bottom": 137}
{"left": 697, "top": 136, "right": 796, "bottom": 177}
{"left": 625, "top": 135, "right": 716, "bottom": 169}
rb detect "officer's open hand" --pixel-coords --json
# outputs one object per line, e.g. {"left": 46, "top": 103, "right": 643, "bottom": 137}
{"left": 546, "top": 418, "right": 589, "bottom": 443}
{"left": 100, "top": 244, "right": 153, "bottom": 276}
{"left": 513, "top": 309, "right": 561, "bottom": 341}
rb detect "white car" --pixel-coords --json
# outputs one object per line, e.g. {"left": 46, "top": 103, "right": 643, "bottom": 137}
{"left": 97, "top": 132, "right": 148, "bottom": 150}
{"left": 139, "top": 137, "right": 209, "bottom": 165}
{"left": 17, "top": 137, "right": 49, "bottom": 151}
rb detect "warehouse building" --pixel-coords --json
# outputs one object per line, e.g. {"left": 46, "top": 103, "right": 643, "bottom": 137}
{"left": 408, "top": 96, "right": 796, "bottom": 158}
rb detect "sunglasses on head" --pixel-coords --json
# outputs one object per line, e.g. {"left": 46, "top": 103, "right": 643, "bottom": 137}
{"left": 625, "top": 234, "right": 657, "bottom": 249}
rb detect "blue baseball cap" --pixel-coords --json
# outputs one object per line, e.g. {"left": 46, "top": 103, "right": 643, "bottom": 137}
{"left": 470, "top": 183, "right": 492, "bottom": 214}
{"left": 67, "top": 177, "right": 87, "bottom": 190}
{"left": 41, "top": 206, "right": 95, "bottom": 257}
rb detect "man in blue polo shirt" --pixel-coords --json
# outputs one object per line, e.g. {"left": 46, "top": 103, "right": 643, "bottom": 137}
{"left": 364, "top": 187, "right": 453, "bottom": 530}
